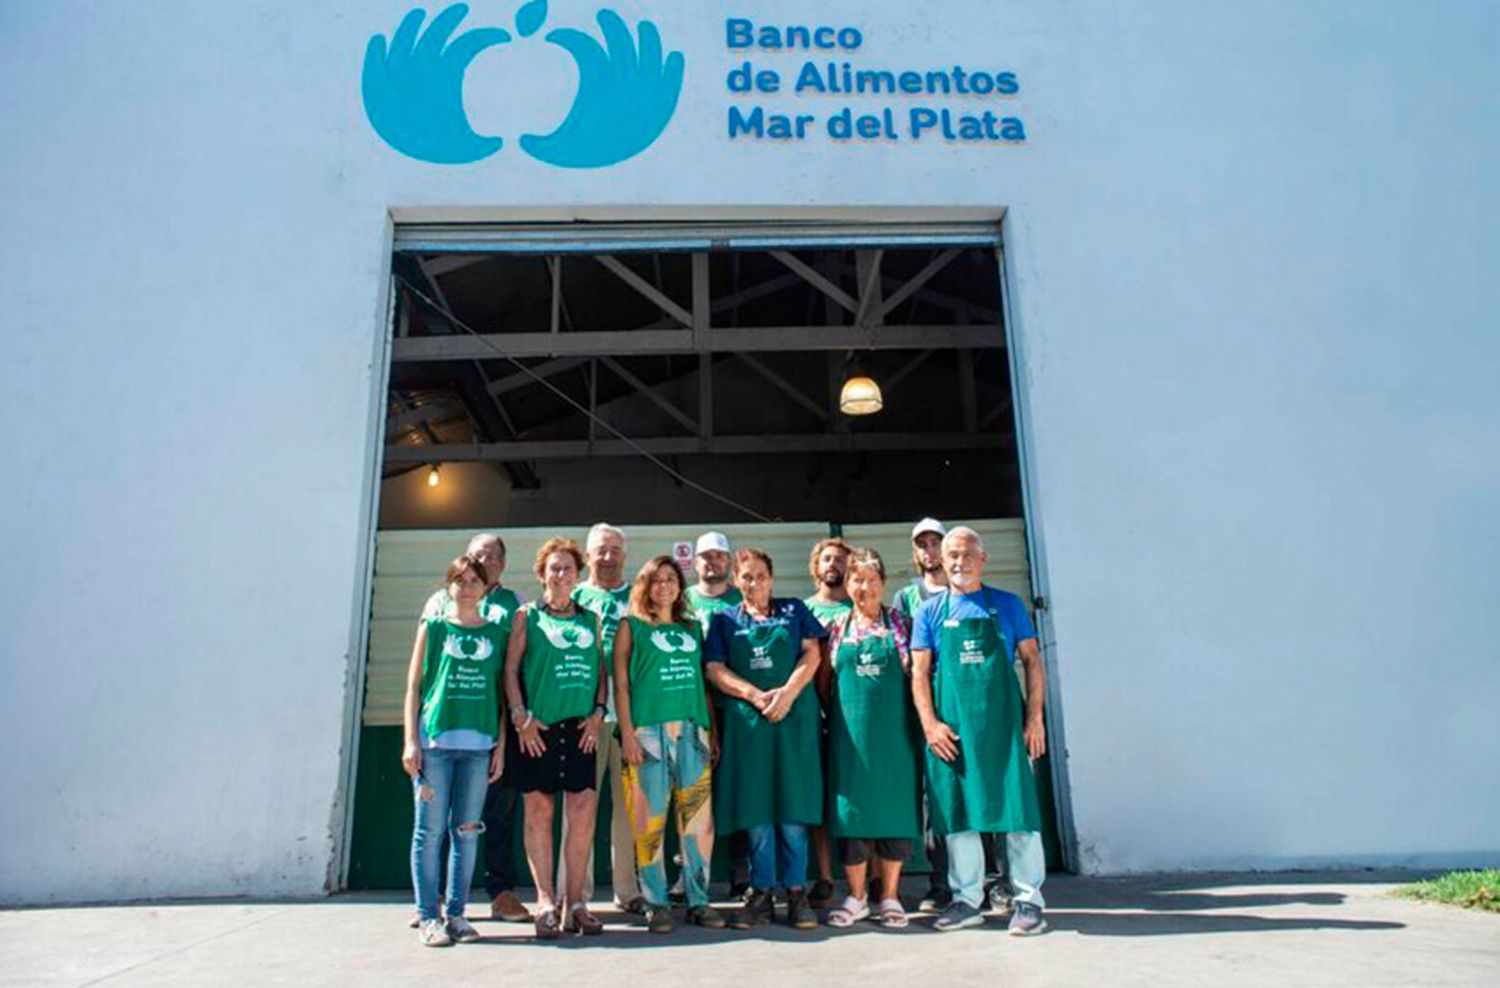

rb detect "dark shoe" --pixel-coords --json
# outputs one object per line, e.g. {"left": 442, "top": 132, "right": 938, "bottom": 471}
{"left": 807, "top": 879, "right": 835, "bottom": 908}
{"left": 645, "top": 905, "right": 676, "bottom": 934}
{"left": 786, "top": 889, "right": 818, "bottom": 930}
{"left": 687, "top": 904, "right": 726, "bottom": 929}
{"left": 1007, "top": 902, "right": 1047, "bottom": 936}
{"left": 616, "top": 895, "right": 648, "bottom": 916}
{"left": 491, "top": 890, "right": 530, "bottom": 923}
{"left": 987, "top": 883, "right": 1014, "bottom": 916}
{"left": 730, "top": 889, "right": 775, "bottom": 930}
{"left": 919, "top": 887, "right": 952, "bottom": 913}
{"left": 728, "top": 879, "right": 751, "bottom": 900}
{"left": 933, "top": 900, "right": 984, "bottom": 932}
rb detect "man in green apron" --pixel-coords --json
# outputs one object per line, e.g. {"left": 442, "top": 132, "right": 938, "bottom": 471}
{"left": 562, "top": 523, "right": 644, "bottom": 912}
{"left": 911, "top": 527, "right": 1049, "bottom": 936}
{"left": 802, "top": 536, "right": 853, "bottom": 906}
{"left": 419, "top": 533, "right": 530, "bottom": 924}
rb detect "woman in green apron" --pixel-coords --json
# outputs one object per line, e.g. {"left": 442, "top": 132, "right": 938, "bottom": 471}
{"left": 503, "top": 537, "right": 609, "bottom": 940}
{"left": 704, "top": 547, "right": 827, "bottom": 930}
{"left": 401, "top": 555, "right": 508, "bottom": 947}
{"left": 819, "top": 548, "right": 922, "bottom": 929}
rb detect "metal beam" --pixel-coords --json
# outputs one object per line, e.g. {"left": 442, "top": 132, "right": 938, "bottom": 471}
{"left": 852, "top": 249, "right": 885, "bottom": 327}
{"left": 595, "top": 255, "right": 694, "bottom": 328}
{"left": 771, "top": 250, "right": 858, "bottom": 313}
{"left": 883, "top": 348, "right": 937, "bottom": 393}
{"left": 386, "top": 432, "right": 1012, "bottom": 463}
{"left": 709, "top": 271, "right": 803, "bottom": 314}
{"left": 486, "top": 355, "right": 588, "bottom": 398}
{"left": 735, "top": 354, "right": 830, "bottom": 422}
{"left": 393, "top": 324, "right": 1003, "bottom": 361}
{"left": 387, "top": 398, "right": 463, "bottom": 434}
{"left": 876, "top": 248, "right": 962, "bottom": 320}
{"left": 599, "top": 356, "right": 699, "bottom": 433}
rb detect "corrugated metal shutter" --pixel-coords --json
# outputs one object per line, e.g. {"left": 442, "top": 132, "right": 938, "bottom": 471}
{"left": 363, "top": 522, "right": 829, "bottom": 726}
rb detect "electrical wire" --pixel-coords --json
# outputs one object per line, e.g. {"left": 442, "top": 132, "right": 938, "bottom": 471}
{"left": 395, "top": 275, "right": 779, "bottom": 523}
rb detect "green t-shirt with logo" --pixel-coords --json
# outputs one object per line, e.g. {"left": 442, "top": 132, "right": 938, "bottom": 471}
{"left": 685, "top": 585, "right": 742, "bottom": 636}
{"left": 573, "top": 582, "right": 630, "bottom": 718}
{"left": 803, "top": 595, "right": 853, "bottom": 630}
{"left": 420, "top": 618, "right": 508, "bottom": 741}
{"left": 623, "top": 615, "right": 711, "bottom": 729}
{"left": 522, "top": 605, "right": 603, "bottom": 726}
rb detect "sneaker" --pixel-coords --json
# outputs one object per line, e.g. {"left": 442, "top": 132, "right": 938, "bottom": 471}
{"left": 491, "top": 890, "right": 531, "bottom": 923}
{"left": 933, "top": 901, "right": 985, "bottom": 932}
{"left": 417, "top": 918, "right": 452, "bottom": 947}
{"left": 786, "top": 889, "right": 818, "bottom": 930}
{"left": 1007, "top": 902, "right": 1048, "bottom": 936}
{"left": 919, "top": 887, "right": 952, "bottom": 913}
{"left": 645, "top": 905, "right": 675, "bottom": 934}
{"left": 686, "top": 904, "right": 726, "bottom": 929}
{"left": 730, "top": 889, "right": 775, "bottom": 929}
{"left": 616, "top": 895, "right": 648, "bottom": 916}
{"left": 807, "top": 878, "right": 835, "bottom": 908}
{"left": 728, "top": 878, "right": 751, "bottom": 900}
{"left": 445, "top": 916, "right": 481, "bottom": 943}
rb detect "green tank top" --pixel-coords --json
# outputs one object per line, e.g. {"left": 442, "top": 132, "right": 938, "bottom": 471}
{"left": 686, "top": 585, "right": 742, "bottom": 636}
{"left": 419, "top": 618, "right": 507, "bottom": 740}
{"left": 522, "top": 604, "right": 603, "bottom": 726}
{"left": 624, "top": 615, "right": 711, "bottom": 729}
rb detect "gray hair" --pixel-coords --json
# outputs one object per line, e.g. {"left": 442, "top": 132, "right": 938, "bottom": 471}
{"left": 942, "top": 526, "right": 985, "bottom": 552}
{"left": 586, "top": 522, "right": 626, "bottom": 549}
{"left": 466, "top": 532, "right": 505, "bottom": 555}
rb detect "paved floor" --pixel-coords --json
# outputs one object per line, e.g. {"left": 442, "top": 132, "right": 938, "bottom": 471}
{"left": 3, "top": 873, "right": 1496, "bottom": 987}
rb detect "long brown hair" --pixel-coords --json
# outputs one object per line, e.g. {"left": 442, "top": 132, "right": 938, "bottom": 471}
{"left": 628, "top": 555, "right": 690, "bottom": 626}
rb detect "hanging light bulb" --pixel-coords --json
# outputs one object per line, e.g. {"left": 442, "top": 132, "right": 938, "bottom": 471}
{"left": 427, "top": 464, "right": 441, "bottom": 487}
{"left": 839, "top": 357, "right": 883, "bottom": 416}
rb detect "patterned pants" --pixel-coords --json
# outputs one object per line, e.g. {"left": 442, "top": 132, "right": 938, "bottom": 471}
{"left": 621, "top": 721, "right": 715, "bottom": 908}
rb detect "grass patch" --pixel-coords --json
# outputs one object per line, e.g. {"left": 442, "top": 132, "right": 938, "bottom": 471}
{"left": 1394, "top": 870, "right": 1500, "bottom": 913}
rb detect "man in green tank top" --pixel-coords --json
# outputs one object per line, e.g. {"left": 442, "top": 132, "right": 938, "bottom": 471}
{"left": 417, "top": 532, "right": 530, "bottom": 924}
{"left": 562, "top": 523, "right": 643, "bottom": 912}
{"left": 684, "top": 531, "right": 742, "bottom": 635}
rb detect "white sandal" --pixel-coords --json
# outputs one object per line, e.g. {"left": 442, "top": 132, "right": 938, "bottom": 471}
{"left": 826, "top": 895, "right": 870, "bottom": 928}
{"left": 877, "top": 898, "right": 909, "bottom": 929}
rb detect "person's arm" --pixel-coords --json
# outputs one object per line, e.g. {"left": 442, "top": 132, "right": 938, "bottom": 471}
{"left": 910, "top": 647, "right": 958, "bottom": 761}
{"left": 489, "top": 706, "right": 507, "bottom": 783}
{"left": 705, "top": 661, "right": 767, "bottom": 707}
{"left": 814, "top": 623, "right": 836, "bottom": 705}
{"left": 1017, "top": 637, "right": 1046, "bottom": 759}
{"left": 505, "top": 605, "right": 545, "bottom": 756}
{"left": 580, "top": 611, "right": 608, "bottom": 755}
{"left": 613, "top": 619, "right": 642, "bottom": 765}
{"left": 401, "top": 621, "right": 429, "bottom": 778}
{"left": 763, "top": 636, "right": 820, "bottom": 723}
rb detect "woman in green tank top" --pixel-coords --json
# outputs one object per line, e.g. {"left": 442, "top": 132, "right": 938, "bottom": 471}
{"left": 504, "top": 537, "right": 609, "bottom": 939}
{"left": 401, "top": 555, "right": 506, "bottom": 948}
{"left": 613, "top": 555, "right": 725, "bottom": 933}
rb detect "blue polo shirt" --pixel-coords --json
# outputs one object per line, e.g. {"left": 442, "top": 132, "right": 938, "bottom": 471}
{"left": 704, "top": 597, "right": 828, "bottom": 663}
{"left": 910, "top": 586, "right": 1036, "bottom": 663}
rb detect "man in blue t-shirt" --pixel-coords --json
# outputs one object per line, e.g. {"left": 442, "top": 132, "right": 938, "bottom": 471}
{"left": 910, "top": 526, "right": 1049, "bottom": 936}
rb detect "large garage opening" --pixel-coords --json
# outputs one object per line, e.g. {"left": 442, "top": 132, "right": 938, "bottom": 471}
{"left": 343, "top": 220, "right": 1069, "bottom": 889}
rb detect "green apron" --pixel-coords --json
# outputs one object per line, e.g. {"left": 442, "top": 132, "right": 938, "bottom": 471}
{"left": 925, "top": 592, "right": 1041, "bottom": 835}
{"left": 714, "top": 609, "right": 824, "bottom": 832}
{"left": 828, "top": 611, "right": 921, "bottom": 839}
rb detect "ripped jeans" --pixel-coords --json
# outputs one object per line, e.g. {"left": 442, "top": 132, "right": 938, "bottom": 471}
{"left": 411, "top": 746, "right": 491, "bottom": 921}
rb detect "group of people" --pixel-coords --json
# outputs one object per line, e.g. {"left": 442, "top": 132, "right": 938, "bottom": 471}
{"left": 400, "top": 519, "right": 1050, "bottom": 947}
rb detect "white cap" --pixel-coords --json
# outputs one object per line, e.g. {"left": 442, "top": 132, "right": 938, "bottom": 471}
{"left": 695, "top": 531, "right": 731, "bottom": 555}
{"left": 911, "top": 517, "right": 947, "bottom": 540}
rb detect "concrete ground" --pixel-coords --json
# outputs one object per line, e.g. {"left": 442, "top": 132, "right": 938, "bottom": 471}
{"left": 3, "top": 872, "right": 1496, "bottom": 987}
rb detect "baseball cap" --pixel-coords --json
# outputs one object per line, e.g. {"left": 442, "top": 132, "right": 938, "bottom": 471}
{"left": 695, "top": 531, "right": 731, "bottom": 555}
{"left": 911, "top": 517, "right": 947, "bottom": 541}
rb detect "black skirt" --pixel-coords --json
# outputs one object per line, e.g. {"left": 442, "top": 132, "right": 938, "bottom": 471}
{"left": 511, "top": 718, "right": 597, "bottom": 794}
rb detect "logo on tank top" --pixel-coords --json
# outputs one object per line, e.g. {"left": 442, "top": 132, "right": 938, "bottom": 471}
{"left": 444, "top": 632, "right": 495, "bottom": 663}
{"left": 649, "top": 629, "right": 698, "bottom": 654}
{"left": 541, "top": 620, "right": 596, "bottom": 651}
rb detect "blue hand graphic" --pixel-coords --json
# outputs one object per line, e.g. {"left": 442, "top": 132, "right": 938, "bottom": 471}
{"left": 520, "top": 9, "right": 684, "bottom": 168}
{"left": 362, "top": 4, "right": 512, "bottom": 164}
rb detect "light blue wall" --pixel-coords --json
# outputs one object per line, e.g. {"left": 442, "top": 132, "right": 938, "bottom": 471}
{"left": 1, "top": 1, "right": 1496, "bottom": 900}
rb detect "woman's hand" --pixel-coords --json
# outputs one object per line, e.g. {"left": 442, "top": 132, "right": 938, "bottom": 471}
{"left": 620, "top": 729, "right": 645, "bottom": 766}
{"left": 402, "top": 740, "right": 422, "bottom": 778}
{"left": 518, "top": 718, "right": 546, "bottom": 758}
{"left": 752, "top": 688, "right": 777, "bottom": 715}
{"left": 579, "top": 712, "right": 606, "bottom": 754}
{"left": 488, "top": 742, "right": 505, "bottom": 783}
{"left": 763, "top": 683, "right": 799, "bottom": 723}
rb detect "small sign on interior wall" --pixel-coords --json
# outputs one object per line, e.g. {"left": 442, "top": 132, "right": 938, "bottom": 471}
{"left": 672, "top": 540, "right": 694, "bottom": 571}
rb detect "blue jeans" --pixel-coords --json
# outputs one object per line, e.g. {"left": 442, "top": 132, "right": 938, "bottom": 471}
{"left": 947, "top": 830, "right": 1045, "bottom": 909}
{"left": 411, "top": 747, "right": 490, "bottom": 921}
{"left": 746, "top": 822, "right": 810, "bottom": 891}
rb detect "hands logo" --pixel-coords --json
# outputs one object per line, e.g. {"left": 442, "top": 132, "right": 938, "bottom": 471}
{"left": 444, "top": 633, "right": 495, "bottom": 663}
{"left": 541, "top": 621, "right": 596, "bottom": 651}
{"left": 362, "top": 2, "right": 684, "bottom": 168}
{"left": 649, "top": 628, "right": 698, "bottom": 654}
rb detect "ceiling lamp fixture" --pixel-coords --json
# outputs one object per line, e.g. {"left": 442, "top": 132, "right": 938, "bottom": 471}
{"left": 839, "top": 357, "right": 883, "bottom": 416}
{"left": 427, "top": 464, "right": 441, "bottom": 487}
